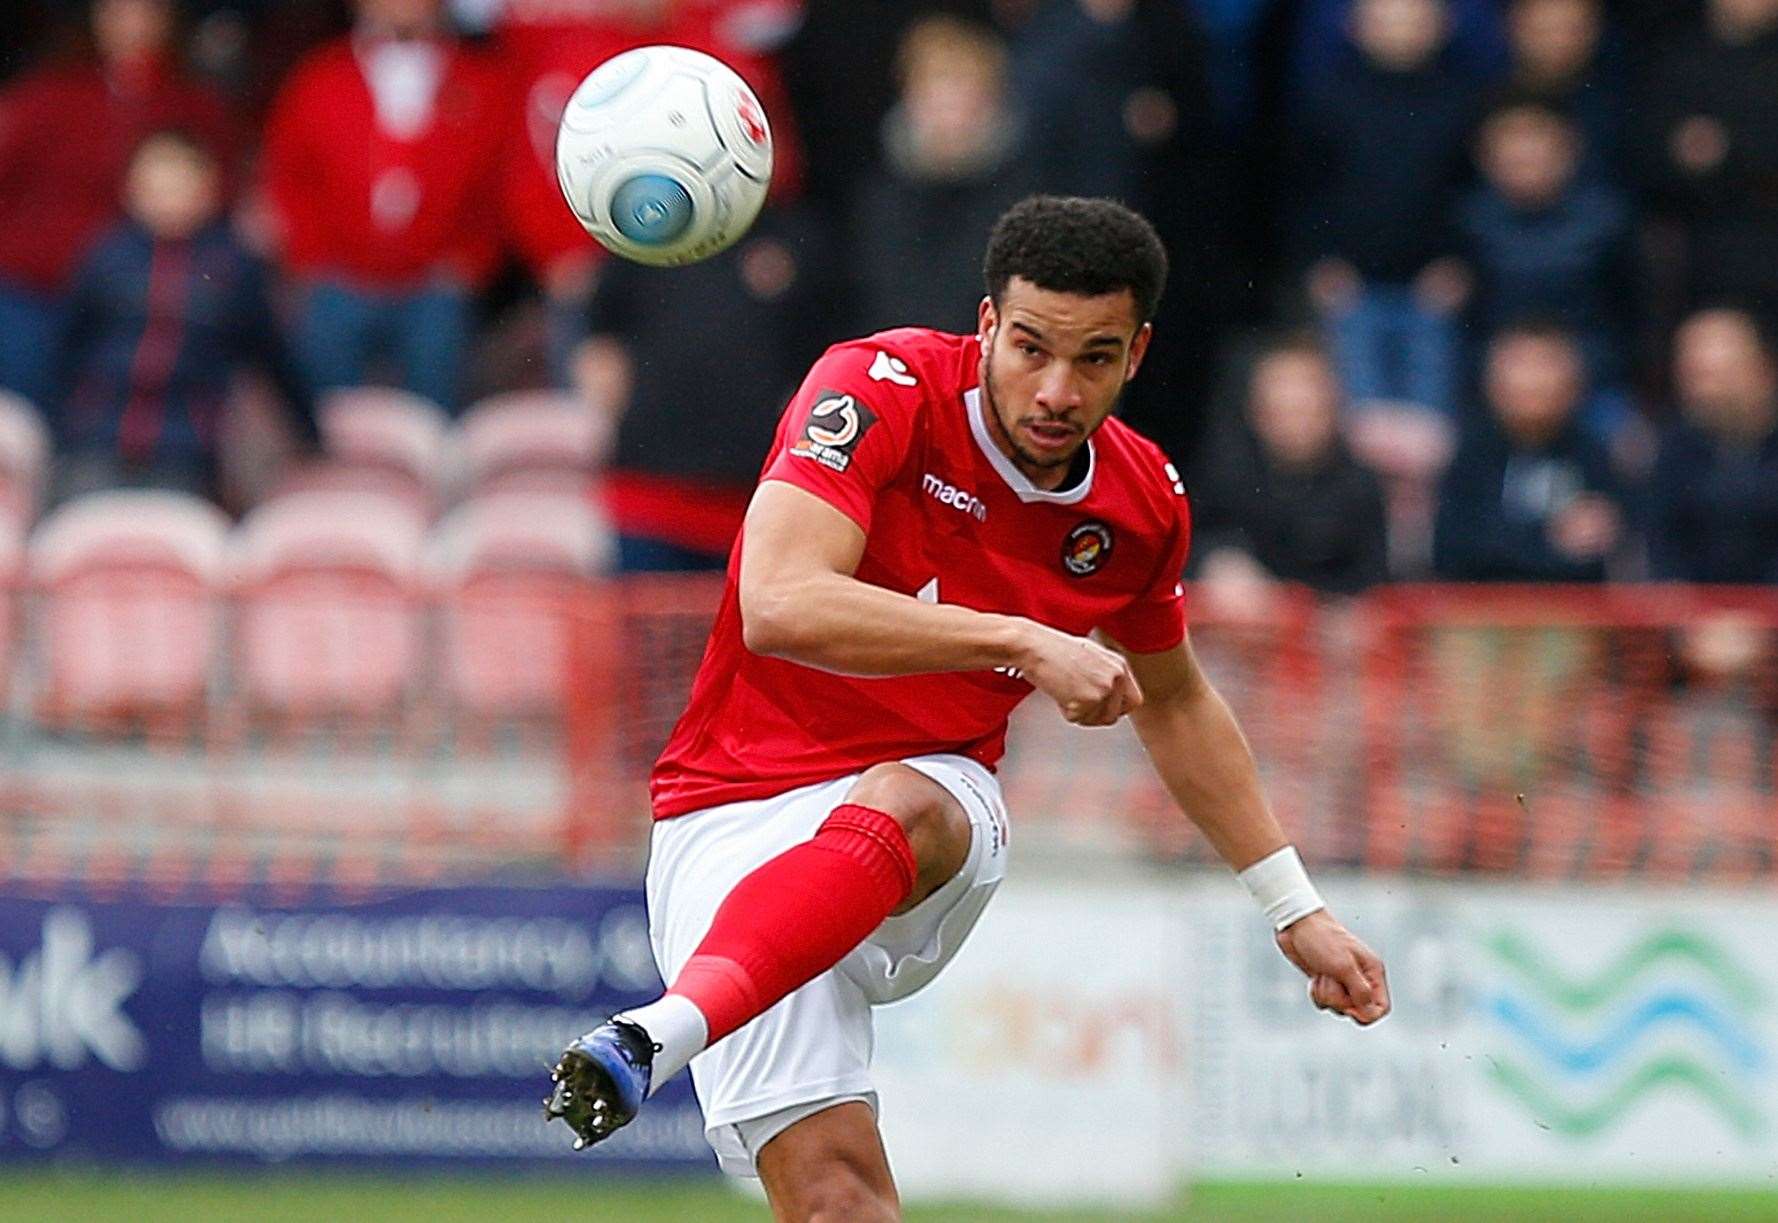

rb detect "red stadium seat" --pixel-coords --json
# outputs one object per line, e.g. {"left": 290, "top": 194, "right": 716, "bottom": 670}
{"left": 453, "top": 391, "right": 609, "bottom": 498}
{"left": 232, "top": 491, "right": 427, "bottom": 723}
{"left": 317, "top": 387, "right": 451, "bottom": 493}
{"left": 29, "top": 491, "right": 229, "bottom": 730}
{"left": 266, "top": 458, "right": 438, "bottom": 522}
{"left": 0, "top": 391, "right": 50, "bottom": 525}
{"left": 428, "top": 490, "right": 612, "bottom": 725}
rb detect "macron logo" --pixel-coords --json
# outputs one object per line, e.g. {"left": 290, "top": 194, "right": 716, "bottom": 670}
{"left": 923, "top": 473, "right": 987, "bottom": 521}
{"left": 869, "top": 351, "right": 917, "bottom": 386}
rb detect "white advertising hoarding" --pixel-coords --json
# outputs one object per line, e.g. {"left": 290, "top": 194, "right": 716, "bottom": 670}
{"left": 872, "top": 873, "right": 1192, "bottom": 1206}
{"left": 1190, "top": 876, "right": 1778, "bottom": 1185}
{"left": 873, "top": 870, "right": 1778, "bottom": 1202}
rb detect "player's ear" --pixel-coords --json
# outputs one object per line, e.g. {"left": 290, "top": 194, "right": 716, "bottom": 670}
{"left": 977, "top": 295, "right": 996, "bottom": 343}
{"left": 1125, "top": 322, "right": 1154, "bottom": 382}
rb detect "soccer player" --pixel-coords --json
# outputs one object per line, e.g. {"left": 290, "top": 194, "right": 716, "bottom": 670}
{"left": 546, "top": 196, "right": 1391, "bottom": 1220}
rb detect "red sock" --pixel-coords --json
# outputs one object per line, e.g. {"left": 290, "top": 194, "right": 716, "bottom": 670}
{"left": 666, "top": 803, "right": 917, "bottom": 1044}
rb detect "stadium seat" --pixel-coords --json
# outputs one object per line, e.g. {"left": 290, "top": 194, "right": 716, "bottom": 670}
{"left": 428, "top": 490, "right": 612, "bottom": 724}
{"left": 317, "top": 387, "right": 451, "bottom": 494}
{"left": 29, "top": 491, "right": 230, "bottom": 729}
{"left": 452, "top": 391, "right": 609, "bottom": 498}
{"left": 232, "top": 491, "right": 427, "bottom": 723}
{"left": 0, "top": 391, "right": 50, "bottom": 525}
{"left": 266, "top": 458, "right": 438, "bottom": 522}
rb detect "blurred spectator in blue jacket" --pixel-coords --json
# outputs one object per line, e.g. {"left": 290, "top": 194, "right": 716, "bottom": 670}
{"left": 1633, "top": 0, "right": 1778, "bottom": 315}
{"left": 1457, "top": 96, "right": 1634, "bottom": 397}
{"left": 850, "top": 14, "right": 1034, "bottom": 336}
{"left": 1275, "top": 0, "right": 1506, "bottom": 102}
{"left": 1190, "top": 330, "right": 1390, "bottom": 608}
{"left": 1011, "top": 0, "right": 1216, "bottom": 210}
{"left": 1501, "top": 0, "right": 1622, "bottom": 185}
{"left": 1187, "top": 0, "right": 1274, "bottom": 136}
{"left": 1433, "top": 320, "right": 1622, "bottom": 581}
{"left": 0, "top": 0, "right": 234, "bottom": 411}
{"left": 1291, "top": 0, "right": 1485, "bottom": 418}
{"left": 1648, "top": 307, "right": 1778, "bottom": 583}
{"left": 51, "top": 130, "right": 317, "bottom": 508}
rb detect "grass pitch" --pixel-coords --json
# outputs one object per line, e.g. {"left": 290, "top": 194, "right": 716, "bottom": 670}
{"left": 0, "top": 1173, "right": 1775, "bottom": 1222}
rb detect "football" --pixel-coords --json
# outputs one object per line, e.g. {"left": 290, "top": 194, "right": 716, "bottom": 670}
{"left": 554, "top": 45, "right": 774, "bottom": 267}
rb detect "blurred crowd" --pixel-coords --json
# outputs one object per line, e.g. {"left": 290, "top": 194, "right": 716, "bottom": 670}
{"left": 1, "top": 0, "right": 1776, "bottom": 592}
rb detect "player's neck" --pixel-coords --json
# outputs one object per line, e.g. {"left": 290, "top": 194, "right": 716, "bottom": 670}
{"left": 1047, "top": 447, "right": 1091, "bottom": 493}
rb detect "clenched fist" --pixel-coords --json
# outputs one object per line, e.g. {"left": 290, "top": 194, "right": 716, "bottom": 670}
{"left": 1276, "top": 909, "right": 1392, "bottom": 1026}
{"left": 1019, "top": 625, "right": 1144, "bottom": 727}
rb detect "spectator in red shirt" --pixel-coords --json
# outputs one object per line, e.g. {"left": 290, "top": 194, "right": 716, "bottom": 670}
{"left": 0, "top": 0, "right": 232, "bottom": 410}
{"left": 261, "top": 0, "right": 508, "bottom": 414}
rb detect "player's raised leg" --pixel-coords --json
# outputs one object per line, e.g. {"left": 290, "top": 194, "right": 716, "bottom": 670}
{"left": 545, "top": 764, "right": 970, "bottom": 1149}
{"left": 755, "top": 1101, "right": 899, "bottom": 1223}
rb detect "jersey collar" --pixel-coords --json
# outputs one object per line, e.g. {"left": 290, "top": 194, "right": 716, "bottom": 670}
{"left": 965, "top": 387, "right": 1096, "bottom": 505}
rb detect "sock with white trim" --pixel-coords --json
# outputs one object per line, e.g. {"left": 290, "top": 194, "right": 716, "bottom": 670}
{"left": 613, "top": 993, "right": 707, "bottom": 1093}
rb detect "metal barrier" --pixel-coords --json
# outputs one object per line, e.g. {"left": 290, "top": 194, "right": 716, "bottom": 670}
{"left": 1356, "top": 585, "right": 1778, "bottom": 879}
{"left": 4, "top": 577, "right": 1775, "bottom": 888}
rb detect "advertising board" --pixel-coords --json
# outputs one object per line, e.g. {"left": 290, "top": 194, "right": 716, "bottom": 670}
{"left": 0, "top": 884, "right": 712, "bottom": 1171}
{"left": 874, "top": 874, "right": 1193, "bottom": 1205}
{"left": 1190, "top": 877, "right": 1778, "bottom": 1184}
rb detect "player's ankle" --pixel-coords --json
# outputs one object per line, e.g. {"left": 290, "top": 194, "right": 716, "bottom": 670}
{"left": 613, "top": 993, "right": 709, "bottom": 1090}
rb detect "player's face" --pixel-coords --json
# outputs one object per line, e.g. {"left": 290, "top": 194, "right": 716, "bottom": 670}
{"left": 977, "top": 277, "right": 1151, "bottom": 488}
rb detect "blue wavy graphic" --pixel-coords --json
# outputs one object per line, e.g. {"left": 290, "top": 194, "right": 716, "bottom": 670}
{"left": 1486, "top": 991, "right": 1764, "bottom": 1075}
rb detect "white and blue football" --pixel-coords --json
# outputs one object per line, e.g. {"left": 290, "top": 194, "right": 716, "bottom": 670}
{"left": 555, "top": 45, "right": 774, "bottom": 267}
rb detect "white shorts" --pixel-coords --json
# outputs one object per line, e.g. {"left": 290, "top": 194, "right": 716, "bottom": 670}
{"left": 644, "top": 753, "right": 1010, "bottom": 1177}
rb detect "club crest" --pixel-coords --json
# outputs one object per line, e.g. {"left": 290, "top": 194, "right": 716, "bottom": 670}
{"left": 1062, "top": 520, "right": 1114, "bottom": 577}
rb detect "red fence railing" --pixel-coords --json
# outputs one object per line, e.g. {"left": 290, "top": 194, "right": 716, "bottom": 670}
{"left": 4, "top": 577, "right": 1776, "bottom": 888}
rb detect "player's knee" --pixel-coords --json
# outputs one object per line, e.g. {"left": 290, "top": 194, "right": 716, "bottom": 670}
{"left": 796, "top": 1162, "right": 899, "bottom": 1223}
{"left": 846, "top": 764, "right": 970, "bottom": 900}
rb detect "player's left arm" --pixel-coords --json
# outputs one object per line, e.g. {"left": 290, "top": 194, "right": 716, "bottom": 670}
{"left": 1111, "top": 632, "right": 1392, "bottom": 1026}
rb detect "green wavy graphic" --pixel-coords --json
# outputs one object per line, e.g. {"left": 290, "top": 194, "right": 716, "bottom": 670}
{"left": 1487, "top": 1055, "right": 1764, "bottom": 1138}
{"left": 1485, "top": 929, "right": 1763, "bottom": 1012}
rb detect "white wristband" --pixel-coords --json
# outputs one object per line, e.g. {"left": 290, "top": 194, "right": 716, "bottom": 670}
{"left": 1238, "top": 846, "right": 1325, "bottom": 931}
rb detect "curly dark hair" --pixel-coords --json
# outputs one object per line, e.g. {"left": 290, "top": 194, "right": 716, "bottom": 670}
{"left": 982, "top": 196, "right": 1169, "bottom": 324}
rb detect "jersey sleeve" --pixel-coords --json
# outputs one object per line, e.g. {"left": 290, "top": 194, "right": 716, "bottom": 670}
{"left": 1101, "top": 487, "right": 1194, "bottom": 654}
{"left": 760, "top": 343, "right": 917, "bottom": 532}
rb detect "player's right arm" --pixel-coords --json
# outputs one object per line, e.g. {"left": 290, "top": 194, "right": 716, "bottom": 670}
{"left": 740, "top": 340, "right": 1138, "bottom": 725}
{"left": 739, "top": 482, "right": 1140, "bottom": 726}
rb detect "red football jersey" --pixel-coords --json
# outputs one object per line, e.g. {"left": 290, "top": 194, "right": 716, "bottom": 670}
{"left": 651, "top": 328, "right": 1192, "bottom": 818}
